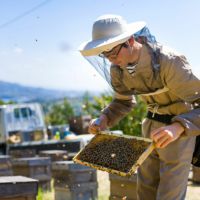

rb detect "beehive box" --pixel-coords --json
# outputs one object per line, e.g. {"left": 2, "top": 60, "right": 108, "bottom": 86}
{"left": 52, "top": 161, "right": 97, "bottom": 187}
{"left": 0, "top": 176, "right": 38, "bottom": 200}
{"left": 109, "top": 173, "right": 137, "bottom": 200}
{"left": 73, "top": 132, "right": 153, "bottom": 177}
{"left": 9, "top": 149, "right": 36, "bottom": 158}
{"left": 39, "top": 150, "right": 68, "bottom": 162}
{"left": 55, "top": 182, "right": 97, "bottom": 200}
{"left": 12, "top": 157, "right": 51, "bottom": 190}
{"left": 0, "top": 155, "right": 13, "bottom": 176}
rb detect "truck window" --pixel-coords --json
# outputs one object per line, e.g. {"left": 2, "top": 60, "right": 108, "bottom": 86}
{"left": 14, "top": 107, "right": 33, "bottom": 119}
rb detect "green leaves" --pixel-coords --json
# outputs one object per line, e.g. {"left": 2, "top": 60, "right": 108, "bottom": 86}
{"left": 45, "top": 98, "right": 74, "bottom": 125}
{"left": 91, "top": 93, "right": 147, "bottom": 136}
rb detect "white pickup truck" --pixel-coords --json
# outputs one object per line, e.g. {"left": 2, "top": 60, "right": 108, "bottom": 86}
{"left": 0, "top": 103, "right": 47, "bottom": 154}
{"left": 0, "top": 103, "right": 93, "bottom": 158}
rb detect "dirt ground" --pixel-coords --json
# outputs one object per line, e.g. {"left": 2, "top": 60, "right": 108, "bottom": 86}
{"left": 186, "top": 181, "right": 200, "bottom": 200}
{"left": 97, "top": 171, "right": 200, "bottom": 200}
{"left": 42, "top": 170, "right": 200, "bottom": 200}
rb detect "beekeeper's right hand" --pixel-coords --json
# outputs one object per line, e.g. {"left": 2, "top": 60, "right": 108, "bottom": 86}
{"left": 88, "top": 114, "right": 108, "bottom": 134}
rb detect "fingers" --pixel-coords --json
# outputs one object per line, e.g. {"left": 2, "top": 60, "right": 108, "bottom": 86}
{"left": 88, "top": 125, "right": 100, "bottom": 134}
{"left": 150, "top": 127, "right": 165, "bottom": 141}
{"left": 155, "top": 135, "right": 170, "bottom": 148}
{"left": 151, "top": 127, "right": 173, "bottom": 149}
{"left": 88, "top": 119, "right": 101, "bottom": 134}
{"left": 159, "top": 138, "right": 172, "bottom": 148}
{"left": 151, "top": 124, "right": 183, "bottom": 149}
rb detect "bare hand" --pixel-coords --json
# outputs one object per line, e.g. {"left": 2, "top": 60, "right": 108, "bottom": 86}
{"left": 150, "top": 122, "right": 184, "bottom": 148}
{"left": 88, "top": 114, "right": 108, "bottom": 134}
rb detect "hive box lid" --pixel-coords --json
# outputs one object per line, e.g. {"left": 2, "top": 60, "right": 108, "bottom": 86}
{"left": 0, "top": 176, "right": 38, "bottom": 197}
{"left": 12, "top": 157, "right": 51, "bottom": 166}
{"left": 52, "top": 160, "right": 96, "bottom": 171}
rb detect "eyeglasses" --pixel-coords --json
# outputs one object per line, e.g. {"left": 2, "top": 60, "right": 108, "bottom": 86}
{"left": 100, "top": 43, "right": 125, "bottom": 59}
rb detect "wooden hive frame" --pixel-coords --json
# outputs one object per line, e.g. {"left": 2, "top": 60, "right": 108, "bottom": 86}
{"left": 73, "top": 131, "right": 155, "bottom": 177}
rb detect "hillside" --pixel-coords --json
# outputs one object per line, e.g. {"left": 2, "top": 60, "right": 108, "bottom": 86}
{"left": 0, "top": 81, "right": 84, "bottom": 103}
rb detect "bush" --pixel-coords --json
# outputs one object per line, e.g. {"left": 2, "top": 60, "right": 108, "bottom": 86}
{"left": 91, "top": 93, "right": 147, "bottom": 136}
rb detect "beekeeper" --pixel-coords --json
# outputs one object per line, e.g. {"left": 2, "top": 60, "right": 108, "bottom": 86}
{"left": 79, "top": 14, "right": 200, "bottom": 200}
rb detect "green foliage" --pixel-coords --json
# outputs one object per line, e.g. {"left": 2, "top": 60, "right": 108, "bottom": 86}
{"left": 113, "top": 95, "right": 147, "bottom": 136}
{"left": 0, "top": 99, "right": 5, "bottom": 105}
{"left": 81, "top": 91, "right": 95, "bottom": 115}
{"left": 45, "top": 98, "right": 74, "bottom": 125}
{"left": 91, "top": 93, "right": 147, "bottom": 136}
{"left": 0, "top": 99, "right": 15, "bottom": 105}
{"left": 93, "top": 93, "right": 113, "bottom": 113}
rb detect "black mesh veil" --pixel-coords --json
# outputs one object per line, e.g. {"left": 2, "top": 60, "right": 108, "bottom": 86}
{"left": 84, "top": 26, "right": 157, "bottom": 87}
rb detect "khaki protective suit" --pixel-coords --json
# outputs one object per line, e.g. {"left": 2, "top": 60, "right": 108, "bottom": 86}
{"left": 102, "top": 44, "right": 200, "bottom": 200}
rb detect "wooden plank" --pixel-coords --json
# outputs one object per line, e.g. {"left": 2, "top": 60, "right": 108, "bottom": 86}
{"left": 136, "top": 142, "right": 155, "bottom": 166}
{"left": 12, "top": 157, "right": 51, "bottom": 166}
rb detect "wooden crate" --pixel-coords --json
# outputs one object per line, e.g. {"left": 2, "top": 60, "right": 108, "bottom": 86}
{"left": 55, "top": 182, "right": 98, "bottom": 200}
{"left": 39, "top": 150, "right": 68, "bottom": 162}
{"left": 52, "top": 161, "right": 97, "bottom": 187}
{"left": 12, "top": 157, "right": 51, "bottom": 190}
{"left": 109, "top": 173, "right": 137, "bottom": 200}
{"left": 0, "top": 176, "right": 38, "bottom": 200}
{"left": 0, "top": 155, "right": 13, "bottom": 176}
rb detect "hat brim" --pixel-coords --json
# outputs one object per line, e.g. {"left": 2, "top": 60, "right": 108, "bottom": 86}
{"left": 79, "top": 21, "right": 146, "bottom": 56}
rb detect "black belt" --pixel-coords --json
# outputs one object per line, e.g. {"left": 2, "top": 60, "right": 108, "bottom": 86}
{"left": 147, "top": 111, "right": 174, "bottom": 124}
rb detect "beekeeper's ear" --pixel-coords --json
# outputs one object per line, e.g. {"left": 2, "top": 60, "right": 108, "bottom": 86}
{"left": 127, "top": 36, "right": 135, "bottom": 46}
{"left": 126, "top": 36, "right": 134, "bottom": 54}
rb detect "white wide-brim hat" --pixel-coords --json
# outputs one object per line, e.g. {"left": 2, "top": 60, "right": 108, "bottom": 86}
{"left": 79, "top": 15, "right": 146, "bottom": 56}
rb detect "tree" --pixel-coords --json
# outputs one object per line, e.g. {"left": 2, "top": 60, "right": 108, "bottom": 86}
{"left": 91, "top": 92, "right": 147, "bottom": 136}
{"left": 45, "top": 98, "right": 74, "bottom": 125}
{"left": 0, "top": 99, "right": 15, "bottom": 105}
{"left": 81, "top": 91, "right": 95, "bottom": 115}
{"left": 113, "top": 95, "right": 147, "bottom": 136}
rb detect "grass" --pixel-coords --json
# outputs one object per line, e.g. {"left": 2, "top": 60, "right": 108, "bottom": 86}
{"left": 37, "top": 180, "right": 54, "bottom": 200}
{"left": 36, "top": 170, "right": 200, "bottom": 200}
{"left": 37, "top": 188, "right": 54, "bottom": 200}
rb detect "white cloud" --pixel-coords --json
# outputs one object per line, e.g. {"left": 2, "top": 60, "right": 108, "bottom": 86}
{"left": 13, "top": 47, "right": 24, "bottom": 54}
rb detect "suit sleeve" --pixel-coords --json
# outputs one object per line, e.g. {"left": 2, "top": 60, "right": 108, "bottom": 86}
{"left": 161, "top": 55, "right": 200, "bottom": 136}
{"left": 101, "top": 66, "right": 136, "bottom": 127}
{"left": 102, "top": 92, "right": 136, "bottom": 127}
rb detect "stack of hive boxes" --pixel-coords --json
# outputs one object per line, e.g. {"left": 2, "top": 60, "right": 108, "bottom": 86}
{"left": 0, "top": 155, "right": 13, "bottom": 176}
{"left": 52, "top": 161, "right": 98, "bottom": 200}
{"left": 12, "top": 157, "right": 51, "bottom": 191}
{"left": 0, "top": 176, "right": 38, "bottom": 200}
{"left": 109, "top": 173, "right": 137, "bottom": 200}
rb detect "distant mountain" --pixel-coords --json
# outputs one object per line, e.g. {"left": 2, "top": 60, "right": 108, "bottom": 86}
{"left": 0, "top": 81, "right": 86, "bottom": 103}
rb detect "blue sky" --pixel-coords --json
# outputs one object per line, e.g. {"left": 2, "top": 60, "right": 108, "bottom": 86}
{"left": 0, "top": 0, "right": 200, "bottom": 92}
